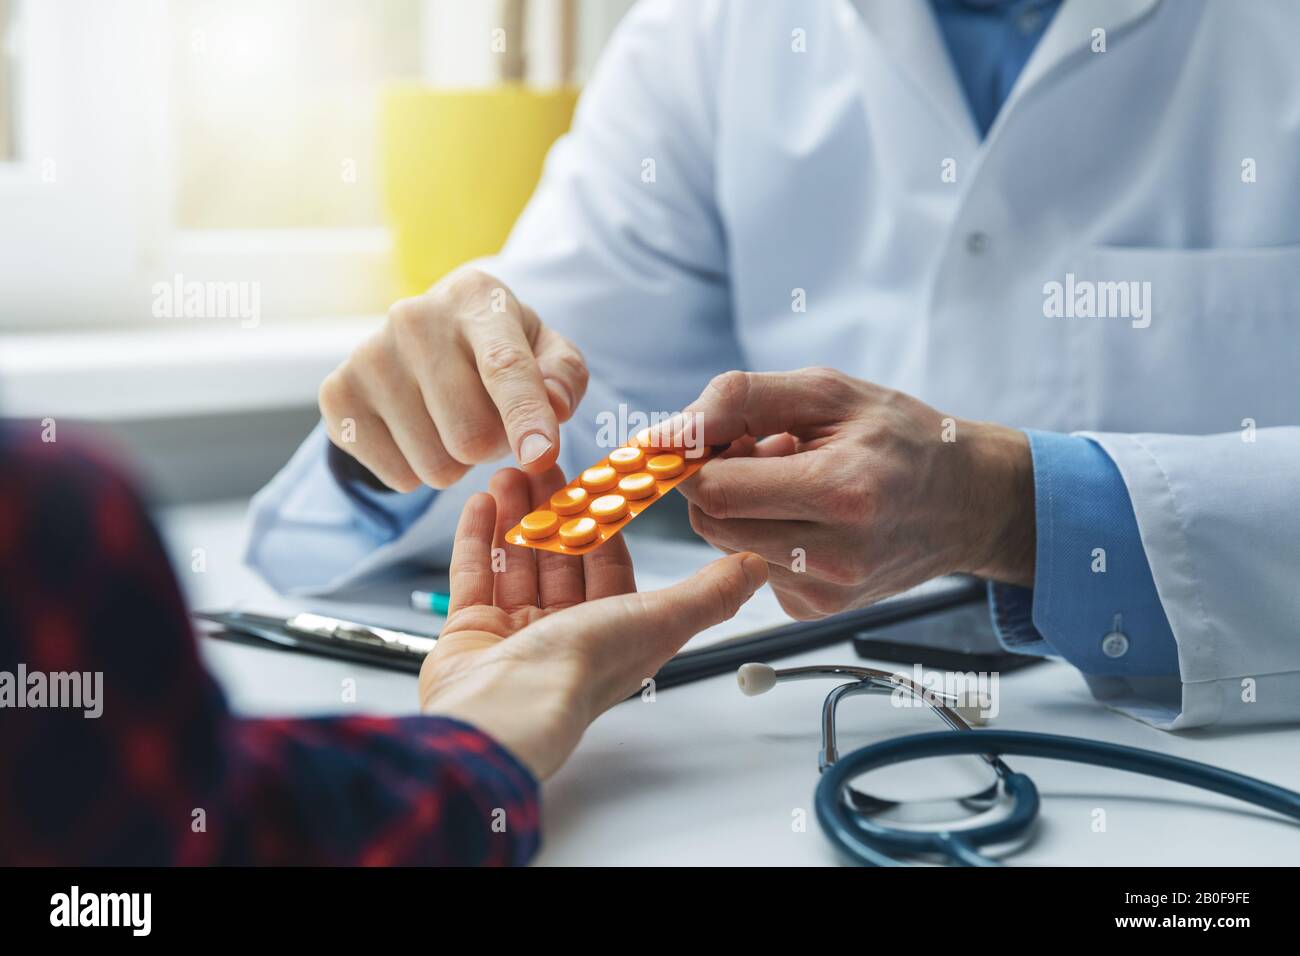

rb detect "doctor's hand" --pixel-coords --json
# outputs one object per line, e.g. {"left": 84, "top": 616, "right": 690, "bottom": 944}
{"left": 418, "top": 466, "right": 768, "bottom": 780}
{"left": 673, "top": 369, "right": 1035, "bottom": 620}
{"left": 319, "top": 268, "right": 588, "bottom": 492}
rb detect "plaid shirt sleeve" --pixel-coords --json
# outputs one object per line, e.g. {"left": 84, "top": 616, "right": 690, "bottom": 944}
{"left": 0, "top": 428, "right": 540, "bottom": 866}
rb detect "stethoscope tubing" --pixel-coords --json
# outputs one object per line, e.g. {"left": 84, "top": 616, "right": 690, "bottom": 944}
{"left": 815, "top": 730, "right": 1300, "bottom": 866}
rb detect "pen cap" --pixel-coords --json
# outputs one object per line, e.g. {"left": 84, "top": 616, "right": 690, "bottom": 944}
{"left": 411, "top": 590, "right": 451, "bottom": 615}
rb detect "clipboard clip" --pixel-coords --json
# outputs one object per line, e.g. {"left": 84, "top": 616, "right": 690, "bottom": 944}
{"left": 285, "top": 613, "right": 437, "bottom": 658}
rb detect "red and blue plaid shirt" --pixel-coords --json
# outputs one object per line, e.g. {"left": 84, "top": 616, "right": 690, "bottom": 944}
{"left": 0, "top": 426, "right": 540, "bottom": 865}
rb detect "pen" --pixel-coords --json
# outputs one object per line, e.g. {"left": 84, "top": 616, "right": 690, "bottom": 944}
{"left": 410, "top": 589, "right": 451, "bottom": 615}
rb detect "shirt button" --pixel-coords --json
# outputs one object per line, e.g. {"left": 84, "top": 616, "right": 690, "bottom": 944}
{"left": 1101, "top": 630, "right": 1130, "bottom": 659}
{"left": 1018, "top": 8, "right": 1043, "bottom": 34}
{"left": 965, "top": 231, "right": 989, "bottom": 255}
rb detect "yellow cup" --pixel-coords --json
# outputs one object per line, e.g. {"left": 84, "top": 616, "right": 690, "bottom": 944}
{"left": 380, "top": 84, "right": 579, "bottom": 296}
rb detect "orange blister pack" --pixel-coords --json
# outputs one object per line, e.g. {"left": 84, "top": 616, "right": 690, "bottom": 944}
{"left": 505, "top": 441, "right": 717, "bottom": 555}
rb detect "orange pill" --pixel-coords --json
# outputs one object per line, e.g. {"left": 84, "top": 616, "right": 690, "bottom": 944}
{"left": 607, "top": 446, "right": 646, "bottom": 472}
{"left": 559, "top": 516, "right": 599, "bottom": 547}
{"left": 618, "top": 472, "right": 657, "bottom": 500}
{"left": 589, "top": 494, "right": 629, "bottom": 523}
{"left": 632, "top": 425, "right": 680, "bottom": 450}
{"left": 549, "top": 486, "right": 589, "bottom": 515}
{"left": 647, "top": 453, "right": 685, "bottom": 479}
{"left": 520, "top": 510, "right": 560, "bottom": 540}
{"left": 580, "top": 465, "right": 618, "bottom": 493}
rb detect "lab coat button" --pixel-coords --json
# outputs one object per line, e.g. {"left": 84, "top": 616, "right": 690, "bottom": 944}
{"left": 965, "top": 231, "right": 989, "bottom": 255}
{"left": 1101, "top": 630, "right": 1130, "bottom": 658}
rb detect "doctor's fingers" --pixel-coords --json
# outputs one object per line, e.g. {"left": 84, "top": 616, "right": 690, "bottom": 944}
{"left": 406, "top": 324, "right": 584, "bottom": 470}
{"left": 688, "top": 504, "right": 819, "bottom": 569}
{"left": 404, "top": 339, "right": 512, "bottom": 467}
{"left": 318, "top": 364, "right": 426, "bottom": 492}
{"left": 680, "top": 368, "right": 863, "bottom": 448}
{"left": 362, "top": 373, "right": 471, "bottom": 490}
{"left": 462, "top": 302, "right": 564, "bottom": 475}
{"left": 765, "top": 565, "right": 861, "bottom": 621}
{"left": 319, "top": 406, "right": 421, "bottom": 493}
{"left": 751, "top": 432, "right": 802, "bottom": 457}
{"left": 716, "top": 432, "right": 801, "bottom": 460}
{"left": 679, "top": 455, "right": 818, "bottom": 520}
{"left": 706, "top": 536, "right": 825, "bottom": 622}
{"left": 530, "top": 323, "right": 589, "bottom": 423}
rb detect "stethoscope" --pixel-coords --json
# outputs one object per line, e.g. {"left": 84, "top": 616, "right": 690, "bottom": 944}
{"left": 737, "top": 662, "right": 1300, "bottom": 866}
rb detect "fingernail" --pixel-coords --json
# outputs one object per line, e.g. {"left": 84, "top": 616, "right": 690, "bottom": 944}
{"left": 740, "top": 554, "right": 769, "bottom": 591}
{"left": 543, "top": 377, "right": 574, "bottom": 417}
{"left": 518, "top": 433, "right": 553, "bottom": 465}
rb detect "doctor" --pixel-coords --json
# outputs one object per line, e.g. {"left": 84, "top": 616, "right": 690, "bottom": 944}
{"left": 247, "top": 0, "right": 1300, "bottom": 731}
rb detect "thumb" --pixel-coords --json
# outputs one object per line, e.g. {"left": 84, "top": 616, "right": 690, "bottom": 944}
{"left": 634, "top": 552, "right": 769, "bottom": 657}
{"left": 526, "top": 552, "right": 768, "bottom": 716}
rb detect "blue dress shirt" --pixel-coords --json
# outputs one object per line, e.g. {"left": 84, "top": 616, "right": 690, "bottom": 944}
{"left": 930, "top": 0, "right": 1062, "bottom": 137}
{"left": 988, "top": 433, "right": 1180, "bottom": 677}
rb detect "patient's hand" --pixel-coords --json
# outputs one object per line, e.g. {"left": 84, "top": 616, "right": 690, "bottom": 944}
{"left": 418, "top": 466, "right": 768, "bottom": 780}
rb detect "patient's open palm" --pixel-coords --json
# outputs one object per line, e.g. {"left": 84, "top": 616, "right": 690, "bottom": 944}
{"left": 419, "top": 466, "right": 636, "bottom": 720}
{"left": 417, "top": 465, "right": 766, "bottom": 779}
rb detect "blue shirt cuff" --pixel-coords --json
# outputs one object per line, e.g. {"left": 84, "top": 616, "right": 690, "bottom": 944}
{"left": 987, "top": 580, "right": 1053, "bottom": 656}
{"left": 988, "top": 430, "right": 1180, "bottom": 678}
{"left": 347, "top": 478, "right": 439, "bottom": 538}
{"left": 324, "top": 431, "right": 439, "bottom": 540}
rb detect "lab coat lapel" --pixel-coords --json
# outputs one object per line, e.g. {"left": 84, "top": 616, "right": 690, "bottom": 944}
{"left": 853, "top": 0, "right": 1165, "bottom": 146}
{"left": 995, "top": 0, "right": 1163, "bottom": 128}
{"left": 850, "top": 0, "right": 980, "bottom": 149}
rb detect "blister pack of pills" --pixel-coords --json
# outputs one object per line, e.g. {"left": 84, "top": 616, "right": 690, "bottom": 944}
{"left": 505, "top": 438, "right": 716, "bottom": 555}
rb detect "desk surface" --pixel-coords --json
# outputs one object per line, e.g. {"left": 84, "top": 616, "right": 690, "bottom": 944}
{"left": 163, "top": 500, "right": 1300, "bottom": 866}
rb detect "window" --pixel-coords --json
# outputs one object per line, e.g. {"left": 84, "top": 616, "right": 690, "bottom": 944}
{"left": 172, "top": 0, "right": 421, "bottom": 231}
{"left": 0, "top": 0, "right": 14, "bottom": 161}
{"left": 0, "top": 0, "right": 632, "bottom": 333}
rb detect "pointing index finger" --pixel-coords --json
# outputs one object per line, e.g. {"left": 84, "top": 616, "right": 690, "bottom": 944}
{"left": 462, "top": 310, "right": 560, "bottom": 473}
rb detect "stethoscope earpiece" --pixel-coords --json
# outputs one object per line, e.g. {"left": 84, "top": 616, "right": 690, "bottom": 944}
{"left": 736, "top": 662, "right": 778, "bottom": 696}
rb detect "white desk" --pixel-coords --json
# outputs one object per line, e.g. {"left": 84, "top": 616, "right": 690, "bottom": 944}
{"left": 162, "top": 500, "right": 1300, "bottom": 866}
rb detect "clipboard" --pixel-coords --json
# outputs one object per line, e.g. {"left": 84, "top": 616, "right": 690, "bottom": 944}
{"left": 195, "top": 574, "right": 990, "bottom": 692}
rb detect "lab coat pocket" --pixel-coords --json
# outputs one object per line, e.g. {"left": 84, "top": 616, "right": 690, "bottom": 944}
{"left": 1068, "top": 244, "right": 1300, "bottom": 434}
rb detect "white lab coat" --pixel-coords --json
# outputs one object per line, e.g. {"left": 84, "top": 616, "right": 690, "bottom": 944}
{"left": 248, "top": 0, "right": 1300, "bottom": 730}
